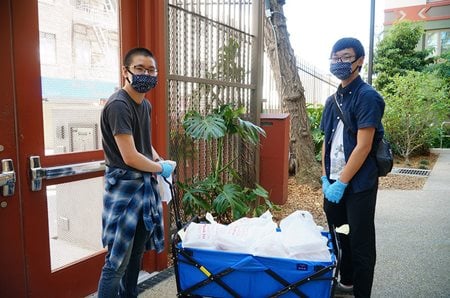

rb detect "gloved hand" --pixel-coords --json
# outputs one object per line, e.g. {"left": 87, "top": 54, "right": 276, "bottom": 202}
{"left": 158, "top": 160, "right": 177, "bottom": 178}
{"left": 324, "top": 179, "right": 348, "bottom": 204}
{"left": 321, "top": 175, "right": 330, "bottom": 195}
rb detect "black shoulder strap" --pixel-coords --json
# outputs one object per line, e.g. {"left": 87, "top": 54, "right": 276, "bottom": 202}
{"left": 333, "top": 93, "right": 355, "bottom": 135}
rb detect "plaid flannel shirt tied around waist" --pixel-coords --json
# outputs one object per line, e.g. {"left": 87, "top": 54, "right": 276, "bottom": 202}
{"left": 102, "top": 166, "right": 164, "bottom": 270}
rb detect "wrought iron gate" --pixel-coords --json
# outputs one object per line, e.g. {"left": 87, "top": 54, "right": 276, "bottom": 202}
{"left": 166, "top": 0, "right": 262, "bottom": 192}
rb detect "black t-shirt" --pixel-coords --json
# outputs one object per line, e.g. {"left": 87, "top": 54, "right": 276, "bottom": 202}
{"left": 101, "top": 89, "right": 153, "bottom": 170}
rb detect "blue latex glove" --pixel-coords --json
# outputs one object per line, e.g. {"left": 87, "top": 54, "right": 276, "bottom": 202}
{"left": 158, "top": 161, "right": 175, "bottom": 178}
{"left": 321, "top": 175, "right": 330, "bottom": 195}
{"left": 324, "top": 179, "right": 348, "bottom": 204}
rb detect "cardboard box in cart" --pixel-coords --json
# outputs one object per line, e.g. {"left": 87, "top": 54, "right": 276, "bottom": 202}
{"left": 173, "top": 232, "right": 337, "bottom": 298}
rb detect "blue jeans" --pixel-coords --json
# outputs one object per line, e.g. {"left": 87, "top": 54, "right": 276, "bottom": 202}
{"left": 98, "top": 214, "right": 150, "bottom": 298}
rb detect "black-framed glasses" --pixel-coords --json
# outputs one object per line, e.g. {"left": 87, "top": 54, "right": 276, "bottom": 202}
{"left": 127, "top": 65, "right": 158, "bottom": 75}
{"left": 329, "top": 55, "right": 356, "bottom": 63}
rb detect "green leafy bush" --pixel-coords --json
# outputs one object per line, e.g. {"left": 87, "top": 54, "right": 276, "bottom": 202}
{"left": 382, "top": 71, "right": 449, "bottom": 161}
{"left": 373, "top": 21, "right": 432, "bottom": 91}
{"left": 306, "top": 104, "right": 324, "bottom": 161}
{"left": 178, "top": 104, "right": 277, "bottom": 223}
{"left": 425, "top": 50, "right": 450, "bottom": 148}
{"left": 424, "top": 50, "right": 450, "bottom": 84}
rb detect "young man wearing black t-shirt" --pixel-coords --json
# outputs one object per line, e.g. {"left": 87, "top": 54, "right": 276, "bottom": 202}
{"left": 98, "top": 48, "right": 176, "bottom": 297}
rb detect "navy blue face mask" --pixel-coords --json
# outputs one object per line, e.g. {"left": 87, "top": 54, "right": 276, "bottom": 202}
{"left": 126, "top": 70, "right": 158, "bottom": 93}
{"left": 330, "top": 60, "right": 358, "bottom": 80}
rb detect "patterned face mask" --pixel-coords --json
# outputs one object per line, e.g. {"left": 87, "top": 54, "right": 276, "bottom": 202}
{"left": 127, "top": 69, "right": 158, "bottom": 93}
{"left": 329, "top": 61, "right": 355, "bottom": 80}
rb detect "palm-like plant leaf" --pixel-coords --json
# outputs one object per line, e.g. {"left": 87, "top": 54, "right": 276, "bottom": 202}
{"left": 237, "top": 118, "right": 267, "bottom": 144}
{"left": 251, "top": 183, "right": 269, "bottom": 198}
{"left": 181, "top": 103, "right": 272, "bottom": 222}
{"left": 182, "top": 189, "right": 210, "bottom": 214}
{"left": 213, "top": 184, "right": 249, "bottom": 219}
{"left": 183, "top": 113, "right": 227, "bottom": 141}
{"left": 215, "top": 104, "right": 266, "bottom": 144}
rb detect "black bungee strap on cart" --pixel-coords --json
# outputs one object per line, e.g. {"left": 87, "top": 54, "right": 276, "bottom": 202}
{"left": 164, "top": 173, "right": 340, "bottom": 298}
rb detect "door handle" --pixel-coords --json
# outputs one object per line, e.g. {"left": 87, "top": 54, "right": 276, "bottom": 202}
{"left": 29, "top": 156, "right": 105, "bottom": 191}
{"left": 0, "top": 159, "right": 16, "bottom": 196}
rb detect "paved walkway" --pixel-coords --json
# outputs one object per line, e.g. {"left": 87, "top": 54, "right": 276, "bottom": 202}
{"left": 372, "top": 149, "right": 450, "bottom": 298}
{"left": 138, "top": 149, "right": 450, "bottom": 298}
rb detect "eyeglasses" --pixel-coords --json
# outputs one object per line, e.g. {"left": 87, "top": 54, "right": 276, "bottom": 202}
{"left": 329, "top": 55, "right": 356, "bottom": 63}
{"left": 128, "top": 65, "right": 158, "bottom": 75}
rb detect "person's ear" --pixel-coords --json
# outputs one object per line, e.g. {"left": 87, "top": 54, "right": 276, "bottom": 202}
{"left": 121, "top": 66, "right": 128, "bottom": 79}
{"left": 355, "top": 56, "right": 364, "bottom": 72}
{"left": 357, "top": 56, "right": 364, "bottom": 67}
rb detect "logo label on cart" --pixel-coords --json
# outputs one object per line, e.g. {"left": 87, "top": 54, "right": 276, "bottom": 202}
{"left": 296, "top": 263, "right": 308, "bottom": 271}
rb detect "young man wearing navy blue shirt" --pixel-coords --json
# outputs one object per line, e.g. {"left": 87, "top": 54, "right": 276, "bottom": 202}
{"left": 320, "top": 38, "right": 385, "bottom": 298}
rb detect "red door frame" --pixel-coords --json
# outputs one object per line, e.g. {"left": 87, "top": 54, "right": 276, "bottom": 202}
{"left": 2, "top": 0, "right": 168, "bottom": 296}
{"left": 0, "top": 0, "right": 27, "bottom": 297}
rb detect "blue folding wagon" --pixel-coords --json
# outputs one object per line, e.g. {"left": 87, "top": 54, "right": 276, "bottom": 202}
{"left": 172, "top": 230, "right": 339, "bottom": 298}
{"left": 166, "top": 177, "right": 340, "bottom": 298}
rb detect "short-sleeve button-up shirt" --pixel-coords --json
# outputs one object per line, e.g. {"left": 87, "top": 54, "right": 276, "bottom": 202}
{"left": 320, "top": 76, "right": 385, "bottom": 193}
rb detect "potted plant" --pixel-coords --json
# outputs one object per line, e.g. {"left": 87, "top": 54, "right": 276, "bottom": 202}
{"left": 178, "top": 104, "right": 277, "bottom": 223}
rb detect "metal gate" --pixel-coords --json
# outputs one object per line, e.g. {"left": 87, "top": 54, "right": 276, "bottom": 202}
{"left": 166, "top": 0, "right": 262, "bottom": 196}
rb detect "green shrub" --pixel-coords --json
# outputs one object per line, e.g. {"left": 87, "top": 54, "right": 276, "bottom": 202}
{"left": 178, "top": 104, "right": 276, "bottom": 223}
{"left": 419, "top": 160, "right": 429, "bottom": 166}
{"left": 373, "top": 21, "right": 432, "bottom": 91}
{"left": 306, "top": 104, "right": 324, "bottom": 161}
{"left": 382, "top": 71, "right": 449, "bottom": 162}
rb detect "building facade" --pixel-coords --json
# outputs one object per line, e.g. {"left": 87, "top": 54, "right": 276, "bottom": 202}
{"left": 384, "top": 0, "right": 450, "bottom": 55}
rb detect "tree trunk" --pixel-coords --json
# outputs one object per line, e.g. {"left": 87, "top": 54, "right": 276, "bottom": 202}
{"left": 263, "top": 0, "right": 321, "bottom": 186}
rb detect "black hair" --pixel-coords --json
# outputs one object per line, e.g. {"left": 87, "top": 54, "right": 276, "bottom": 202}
{"left": 123, "top": 47, "right": 155, "bottom": 67}
{"left": 330, "top": 37, "right": 365, "bottom": 59}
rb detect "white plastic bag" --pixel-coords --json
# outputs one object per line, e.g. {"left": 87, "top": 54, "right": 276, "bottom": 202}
{"left": 181, "top": 213, "right": 225, "bottom": 250}
{"left": 252, "top": 228, "right": 289, "bottom": 258}
{"left": 279, "top": 210, "right": 331, "bottom": 262}
{"left": 182, "top": 213, "right": 225, "bottom": 250}
{"left": 180, "top": 210, "right": 331, "bottom": 262}
{"left": 215, "top": 211, "right": 277, "bottom": 254}
{"left": 156, "top": 174, "right": 173, "bottom": 203}
{"left": 181, "top": 223, "right": 225, "bottom": 250}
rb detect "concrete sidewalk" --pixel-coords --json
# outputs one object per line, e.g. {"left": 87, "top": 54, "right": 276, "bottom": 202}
{"left": 372, "top": 149, "right": 450, "bottom": 298}
{"left": 138, "top": 149, "right": 450, "bottom": 298}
